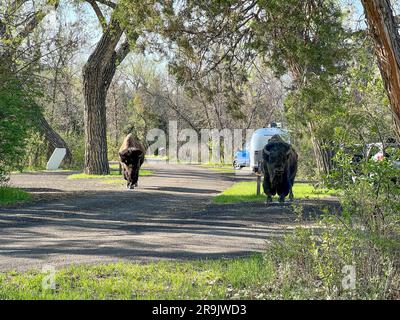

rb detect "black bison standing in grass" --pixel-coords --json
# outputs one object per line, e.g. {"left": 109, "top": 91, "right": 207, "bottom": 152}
{"left": 262, "top": 135, "right": 298, "bottom": 204}
{"left": 119, "top": 134, "right": 146, "bottom": 189}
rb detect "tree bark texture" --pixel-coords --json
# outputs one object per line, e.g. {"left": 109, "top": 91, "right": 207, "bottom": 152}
{"left": 361, "top": 0, "right": 400, "bottom": 139}
{"left": 83, "top": 15, "right": 130, "bottom": 174}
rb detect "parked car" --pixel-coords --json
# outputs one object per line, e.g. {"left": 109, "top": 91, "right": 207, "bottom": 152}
{"left": 233, "top": 149, "right": 250, "bottom": 169}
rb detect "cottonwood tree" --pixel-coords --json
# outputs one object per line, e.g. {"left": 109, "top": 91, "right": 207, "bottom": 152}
{"left": 82, "top": 0, "right": 170, "bottom": 174}
{"left": 81, "top": 0, "right": 130, "bottom": 174}
{"left": 361, "top": 0, "right": 400, "bottom": 140}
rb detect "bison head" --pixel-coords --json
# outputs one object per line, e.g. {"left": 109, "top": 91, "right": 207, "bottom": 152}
{"left": 263, "top": 142, "right": 291, "bottom": 185}
{"left": 119, "top": 147, "right": 144, "bottom": 189}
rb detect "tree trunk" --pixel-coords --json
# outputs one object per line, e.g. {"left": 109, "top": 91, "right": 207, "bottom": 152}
{"left": 37, "top": 112, "right": 72, "bottom": 164}
{"left": 82, "top": 15, "right": 130, "bottom": 174}
{"left": 361, "top": 0, "right": 400, "bottom": 139}
{"left": 83, "top": 71, "right": 110, "bottom": 174}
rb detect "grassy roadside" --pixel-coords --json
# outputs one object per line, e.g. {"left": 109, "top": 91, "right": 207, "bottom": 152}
{"left": 11, "top": 169, "right": 74, "bottom": 174}
{"left": 1, "top": 243, "right": 393, "bottom": 300}
{"left": 0, "top": 186, "right": 32, "bottom": 206}
{"left": 0, "top": 255, "right": 274, "bottom": 300}
{"left": 200, "top": 163, "right": 235, "bottom": 173}
{"left": 214, "top": 181, "right": 336, "bottom": 204}
{"left": 67, "top": 169, "right": 153, "bottom": 180}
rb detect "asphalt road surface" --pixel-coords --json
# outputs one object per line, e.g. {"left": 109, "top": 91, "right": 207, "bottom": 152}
{"left": 0, "top": 162, "right": 332, "bottom": 271}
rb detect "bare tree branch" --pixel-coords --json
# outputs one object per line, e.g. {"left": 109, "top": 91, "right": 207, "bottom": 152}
{"left": 95, "top": 0, "right": 117, "bottom": 9}
{"left": 86, "top": 0, "right": 107, "bottom": 31}
{"left": 1, "top": 0, "right": 60, "bottom": 58}
{"left": 115, "top": 39, "right": 131, "bottom": 64}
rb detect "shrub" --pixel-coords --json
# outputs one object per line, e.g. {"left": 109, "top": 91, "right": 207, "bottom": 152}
{"left": 264, "top": 150, "right": 400, "bottom": 299}
{"left": 266, "top": 217, "right": 399, "bottom": 299}
{"left": 63, "top": 134, "right": 85, "bottom": 170}
{"left": 22, "top": 130, "right": 48, "bottom": 170}
{"left": 328, "top": 149, "right": 400, "bottom": 235}
{"left": 0, "top": 67, "right": 39, "bottom": 182}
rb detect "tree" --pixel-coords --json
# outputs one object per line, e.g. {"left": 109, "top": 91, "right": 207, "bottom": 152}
{"left": 82, "top": 0, "right": 132, "bottom": 174}
{"left": 0, "top": 0, "right": 73, "bottom": 163}
{"left": 0, "top": 63, "right": 39, "bottom": 183}
{"left": 361, "top": 0, "right": 400, "bottom": 140}
{"left": 161, "top": 0, "right": 348, "bottom": 176}
{"left": 82, "top": 0, "right": 169, "bottom": 174}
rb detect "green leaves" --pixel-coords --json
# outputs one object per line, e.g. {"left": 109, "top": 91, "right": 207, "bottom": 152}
{"left": 0, "top": 65, "right": 40, "bottom": 181}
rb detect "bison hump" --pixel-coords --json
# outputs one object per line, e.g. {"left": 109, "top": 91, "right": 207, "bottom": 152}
{"left": 119, "top": 134, "right": 146, "bottom": 154}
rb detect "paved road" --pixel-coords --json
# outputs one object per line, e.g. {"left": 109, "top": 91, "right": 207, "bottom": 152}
{"left": 0, "top": 163, "right": 329, "bottom": 271}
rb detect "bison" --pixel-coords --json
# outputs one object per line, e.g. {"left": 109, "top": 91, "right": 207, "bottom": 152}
{"left": 262, "top": 135, "right": 298, "bottom": 204}
{"left": 119, "top": 134, "right": 146, "bottom": 189}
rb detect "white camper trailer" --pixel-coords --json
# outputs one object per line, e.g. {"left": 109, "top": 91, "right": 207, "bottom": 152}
{"left": 250, "top": 125, "right": 290, "bottom": 173}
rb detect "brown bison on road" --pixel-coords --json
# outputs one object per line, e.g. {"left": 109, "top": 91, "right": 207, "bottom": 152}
{"left": 119, "top": 134, "right": 146, "bottom": 189}
{"left": 262, "top": 135, "right": 298, "bottom": 204}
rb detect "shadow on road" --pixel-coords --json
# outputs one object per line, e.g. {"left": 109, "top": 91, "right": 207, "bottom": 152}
{"left": 0, "top": 164, "right": 340, "bottom": 270}
{"left": 0, "top": 188, "right": 339, "bottom": 270}
{"left": 144, "top": 186, "right": 221, "bottom": 194}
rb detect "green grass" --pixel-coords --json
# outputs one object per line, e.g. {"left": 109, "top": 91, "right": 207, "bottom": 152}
{"left": 200, "top": 163, "right": 235, "bottom": 173}
{"left": 67, "top": 169, "right": 153, "bottom": 180}
{"left": 109, "top": 164, "right": 121, "bottom": 170}
{"left": 12, "top": 168, "right": 73, "bottom": 174}
{"left": 0, "top": 234, "right": 394, "bottom": 300}
{"left": 0, "top": 186, "right": 32, "bottom": 205}
{"left": 0, "top": 255, "right": 274, "bottom": 300}
{"left": 214, "top": 181, "right": 337, "bottom": 204}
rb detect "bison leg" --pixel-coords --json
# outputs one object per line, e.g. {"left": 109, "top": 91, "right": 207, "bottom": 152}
{"left": 279, "top": 194, "right": 285, "bottom": 203}
{"left": 263, "top": 172, "right": 275, "bottom": 205}
{"left": 289, "top": 188, "right": 294, "bottom": 202}
{"left": 122, "top": 166, "right": 128, "bottom": 181}
{"left": 265, "top": 195, "right": 273, "bottom": 205}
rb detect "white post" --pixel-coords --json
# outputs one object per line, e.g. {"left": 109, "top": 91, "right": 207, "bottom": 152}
{"left": 46, "top": 148, "right": 66, "bottom": 170}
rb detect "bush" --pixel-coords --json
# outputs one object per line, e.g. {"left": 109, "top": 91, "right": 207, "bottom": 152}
{"left": 0, "top": 67, "right": 39, "bottom": 182}
{"left": 22, "top": 130, "right": 48, "bottom": 170}
{"left": 264, "top": 151, "right": 399, "bottom": 299}
{"left": 266, "top": 218, "right": 399, "bottom": 299}
{"left": 328, "top": 149, "right": 400, "bottom": 235}
{"left": 0, "top": 186, "right": 32, "bottom": 205}
{"left": 64, "top": 134, "right": 85, "bottom": 170}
